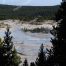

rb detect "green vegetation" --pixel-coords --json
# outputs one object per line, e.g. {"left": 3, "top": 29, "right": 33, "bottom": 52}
{"left": 0, "top": 4, "right": 59, "bottom": 20}
{"left": 0, "top": 27, "right": 21, "bottom": 66}
{"left": 0, "top": 38, "right": 3, "bottom": 48}
{"left": 22, "top": 27, "right": 50, "bottom": 33}
{"left": 23, "top": 59, "right": 28, "bottom": 66}
{"left": 35, "top": 44, "right": 46, "bottom": 66}
{"left": 51, "top": 2, "right": 66, "bottom": 66}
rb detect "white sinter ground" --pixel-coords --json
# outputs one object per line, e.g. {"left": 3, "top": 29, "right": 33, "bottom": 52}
{"left": 0, "top": 20, "right": 54, "bottom": 63}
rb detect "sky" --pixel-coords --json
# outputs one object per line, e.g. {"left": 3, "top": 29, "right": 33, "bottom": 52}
{"left": 0, "top": 0, "right": 62, "bottom": 6}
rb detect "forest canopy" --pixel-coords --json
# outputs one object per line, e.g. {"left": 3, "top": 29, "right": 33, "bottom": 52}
{"left": 0, "top": 4, "right": 59, "bottom": 20}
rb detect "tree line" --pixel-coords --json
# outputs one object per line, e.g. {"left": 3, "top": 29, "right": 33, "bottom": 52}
{"left": 0, "top": 4, "right": 59, "bottom": 20}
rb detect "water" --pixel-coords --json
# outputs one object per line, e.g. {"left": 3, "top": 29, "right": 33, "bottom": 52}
{"left": 12, "top": 28, "right": 52, "bottom": 45}
{"left": 0, "top": 21, "right": 53, "bottom": 62}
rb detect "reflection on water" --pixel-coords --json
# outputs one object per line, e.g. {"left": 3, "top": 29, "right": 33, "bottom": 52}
{"left": 12, "top": 29, "right": 52, "bottom": 45}
{"left": 0, "top": 25, "right": 52, "bottom": 45}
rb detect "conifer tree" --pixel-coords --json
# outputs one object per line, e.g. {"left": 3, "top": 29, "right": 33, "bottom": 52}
{"left": 35, "top": 44, "right": 46, "bottom": 66}
{"left": 51, "top": 1, "right": 66, "bottom": 66}
{"left": 0, "top": 27, "right": 21, "bottom": 66}
{"left": 0, "top": 38, "right": 3, "bottom": 65}
{"left": 30, "top": 62, "right": 35, "bottom": 66}
{"left": 46, "top": 48, "right": 54, "bottom": 66}
{"left": 23, "top": 59, "right": 28, "bottom": 66}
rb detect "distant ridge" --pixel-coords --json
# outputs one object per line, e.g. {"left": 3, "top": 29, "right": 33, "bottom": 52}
{"left": 0, "top": 4, "right": 59, "bottom": 20}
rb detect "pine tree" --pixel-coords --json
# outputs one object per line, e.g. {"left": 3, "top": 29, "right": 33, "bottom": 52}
{"left": 0, "top": 27, "right": 21, "bottom": 66}
{"left": 51, "top": 1, "right": 66, "bottom": 66}
{"left": 0, "top": 38, "right": 3, "bottom": 66}
{"left": 30, "top": 62, "right": 35, "bottom": 66}
{"left": 46, "top": 48, "right": 54, "bottom": 66}
{"left": 35, "top": 44, "right": 46, "bottom": 66}
{"left": 23, "top": 59, "right": 28, "bottom": 66}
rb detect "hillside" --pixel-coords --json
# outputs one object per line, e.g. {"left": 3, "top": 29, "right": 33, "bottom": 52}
{"left": 0, "top": 4, "right": 59, "bottom": 20}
